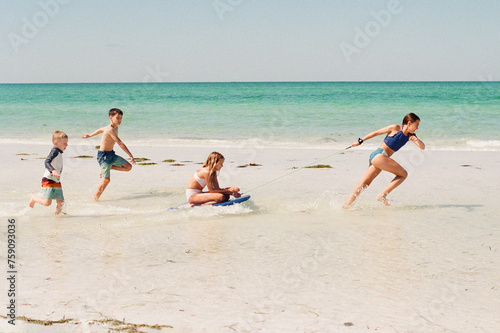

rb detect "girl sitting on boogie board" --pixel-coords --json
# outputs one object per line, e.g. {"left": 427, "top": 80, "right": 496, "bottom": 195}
{"left": 186, "top": 151, "right": 241, "bottom": 206}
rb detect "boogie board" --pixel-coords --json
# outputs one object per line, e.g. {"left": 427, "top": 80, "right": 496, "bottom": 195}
{"left": 213, "top": 195, "right": 251, "bottom": 207}
{"left": 169, "top": 195, "right": 251, "bottom": 210}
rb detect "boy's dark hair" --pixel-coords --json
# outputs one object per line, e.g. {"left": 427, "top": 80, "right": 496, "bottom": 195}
{"left": 109, "top": 108, "right": 123, "bottom": 117}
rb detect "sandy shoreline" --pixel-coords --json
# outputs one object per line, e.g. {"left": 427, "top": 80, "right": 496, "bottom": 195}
{"left": 1, "top": 143, "right": 499, "bottom": 332}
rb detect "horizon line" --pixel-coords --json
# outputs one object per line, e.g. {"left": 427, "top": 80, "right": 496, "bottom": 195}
{"left": 1, "top": 80, "right": 499, "bottom": 85}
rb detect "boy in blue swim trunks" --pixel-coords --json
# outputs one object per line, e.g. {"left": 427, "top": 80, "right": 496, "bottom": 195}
{"left": 82, "top": 108, "right": 136, "bottom": 200}
{"left": 29, "top": 130, "right": 68, "bottom": 214}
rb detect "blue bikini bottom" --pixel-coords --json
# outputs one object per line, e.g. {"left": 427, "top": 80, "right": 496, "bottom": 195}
{"left": 369, "top": 148, "right": 389, "bottom": 163}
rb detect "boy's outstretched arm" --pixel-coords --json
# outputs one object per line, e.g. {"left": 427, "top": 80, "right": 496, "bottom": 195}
{"left": 109, "top": 131, "right": 136, "bottom": 164}
{"left": 82, "top": 127, "right": 105, "bottom": 139}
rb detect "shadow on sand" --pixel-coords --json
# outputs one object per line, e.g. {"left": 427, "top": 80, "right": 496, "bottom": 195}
{"left": 397, "top": 204, "right": 484, "bottom": 212}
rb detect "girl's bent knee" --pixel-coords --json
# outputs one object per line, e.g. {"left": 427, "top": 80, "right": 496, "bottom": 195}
{"left": 215, "top": 194, "right": 226, "bottom": 203}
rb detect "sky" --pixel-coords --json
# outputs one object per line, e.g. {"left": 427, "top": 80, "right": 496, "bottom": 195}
{"left": 1, "top": 0, "right": 499, "bottom": 83}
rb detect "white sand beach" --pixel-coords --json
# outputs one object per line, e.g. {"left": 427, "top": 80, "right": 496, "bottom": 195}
{"left": 1, "top": 142, "right": 499, "bottom": 332}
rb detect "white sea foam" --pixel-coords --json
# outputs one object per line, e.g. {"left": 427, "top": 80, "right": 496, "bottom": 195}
{"left": 466, "top": 139, "right": 500, "bottom": 150}
{"left": 6, "top": 136, "right": 500, "bottom": 152}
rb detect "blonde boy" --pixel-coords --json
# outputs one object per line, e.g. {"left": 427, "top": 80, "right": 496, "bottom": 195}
{"left": 82, "top": 108, "right": 136, "bottom": 200}
{"left": 29, "top": 130, "right": 68, "bottom": 214}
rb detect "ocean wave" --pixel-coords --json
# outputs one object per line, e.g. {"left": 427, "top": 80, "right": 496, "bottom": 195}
{"left": 0, "top": 138, "right": 48, "bottom": 145}
{"left": 465, "top": 139, "right": 500, "bottom": 150}
{"left": 3, "top": 137, "right": 500, "bottom": 151}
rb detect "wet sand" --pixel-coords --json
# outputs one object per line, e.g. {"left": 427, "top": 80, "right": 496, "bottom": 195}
{"left": 0, "top": 142, "right": 499, "bottom": 332}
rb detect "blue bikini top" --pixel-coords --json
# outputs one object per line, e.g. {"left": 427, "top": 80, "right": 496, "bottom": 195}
{"left": 383, "top": 130, "right": 409, "bottom": 152}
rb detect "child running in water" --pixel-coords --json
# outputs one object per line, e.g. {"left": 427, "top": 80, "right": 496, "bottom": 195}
{"left": 82, "top": 108, "right": 136, "bottom": 200}
{"left": 186, "top": 151, "right": 241, "bottom": 205}
{"left": 343, "top": 113, "right": 425, "bottom": 208}
{"left": 29, "top": 130, "right": 68, "bottom": 215}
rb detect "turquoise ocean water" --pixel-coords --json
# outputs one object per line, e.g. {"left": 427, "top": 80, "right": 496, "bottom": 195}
{"left": 1, "top": 82, "right": 499, "bottom": 150}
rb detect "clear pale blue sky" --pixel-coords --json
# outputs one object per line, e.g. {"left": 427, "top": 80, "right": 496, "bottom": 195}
{"left": 1, "top": 0, "right": 499, "bottom": 83}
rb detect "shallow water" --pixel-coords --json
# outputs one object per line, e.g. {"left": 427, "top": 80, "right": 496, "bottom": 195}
{"left": 1, "top": 82, "right": 500, "bottom": 150}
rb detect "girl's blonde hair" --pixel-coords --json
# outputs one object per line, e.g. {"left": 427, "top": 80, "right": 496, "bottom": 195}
{"left": 203, "top": 152, "right": 224, "bottom": 186}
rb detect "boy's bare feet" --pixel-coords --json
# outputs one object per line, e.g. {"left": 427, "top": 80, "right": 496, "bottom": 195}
{"left": 29, "top": 196, "right": 35, "bottom": 208}
{"left": 55, "top": 200, "right": 64, "bottom": 215}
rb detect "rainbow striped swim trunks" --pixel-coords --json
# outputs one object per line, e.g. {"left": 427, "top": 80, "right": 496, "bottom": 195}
{"left": 41, "top": 177, "right": 64, "bottom": 200}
